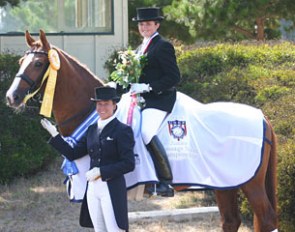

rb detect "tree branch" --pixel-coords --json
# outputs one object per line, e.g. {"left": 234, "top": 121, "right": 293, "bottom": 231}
{"left": 231, "top": 25, "right": 256, "bottom": 39}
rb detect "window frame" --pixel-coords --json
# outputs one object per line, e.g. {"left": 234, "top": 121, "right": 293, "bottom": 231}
{"left": 0, "top": 0, "right": 114, "bottom": 36}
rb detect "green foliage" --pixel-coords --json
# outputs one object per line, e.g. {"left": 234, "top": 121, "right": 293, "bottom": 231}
{"left": 0, "top": 0, "right": 25, "bottom": 7}
{"left": 255, "top": 86, "right": 290, "bottom": 104}
{"left": 176, "top": 41, "right": 295, "bottom": 231}
{"left": 104, "top": 46, "right": 128, "bottom": 75}
{"left": 0, "top": 53, "right": 21, "bottom": 79}
{"left": 0, "top": 0, "right": 77, "bottom": 33}
{"left": 164, "top": 0, "right": 295, "bottom": 41}
{"left": 110, "top": 48, "right": 148, "bottom": 88}
{"left": 178, "top": 42, "right": 295, "bottom": 103}
{"left": 277, "top": 139, "right": 295, "bottom": 232}
{"left": 128, "top": 0, "right": 194, "bottom": 47}
{"left": 0, "top": 53, "right": 56, "bottom": 184}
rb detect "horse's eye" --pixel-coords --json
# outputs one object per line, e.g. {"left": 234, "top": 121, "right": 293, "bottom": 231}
{"left": 35, "top": 61, "right": 43, "bottom": 67}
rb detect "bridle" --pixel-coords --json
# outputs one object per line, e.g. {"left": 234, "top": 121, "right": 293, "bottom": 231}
{"left": 16, "top": 49, "right": 96, "bottom": 129}
{"left": 16, "top": 50, "right": 50, "bottom": 98}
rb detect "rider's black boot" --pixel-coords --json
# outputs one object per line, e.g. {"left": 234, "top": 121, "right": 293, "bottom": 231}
{"left": 146, "top": 136, "right": 174, "bottom": 197}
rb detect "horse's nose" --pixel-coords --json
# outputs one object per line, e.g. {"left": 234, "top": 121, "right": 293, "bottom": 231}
{"left": 6, "top": 92, "right": 20, "bottom": 106}
{"left": 6, "top": 95, "right": 13, "bottom": 106}
{"left": 13, "top": 92, "right": 20, "bottom": 102}
{"left": 6, "top": 96, "right": 11, "bottom": 106}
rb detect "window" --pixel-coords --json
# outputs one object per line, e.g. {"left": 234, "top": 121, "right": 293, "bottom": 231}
{"left": 0, "top": 0, "right": 113, "bottom": 35}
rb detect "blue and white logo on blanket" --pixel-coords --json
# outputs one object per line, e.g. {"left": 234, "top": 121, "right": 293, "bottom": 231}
{"left": 168, "top": 120, "right": 187, "bottom": 141}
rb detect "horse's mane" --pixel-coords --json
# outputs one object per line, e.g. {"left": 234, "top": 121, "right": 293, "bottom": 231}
{"left": 52, "top": 45, "right": 104, "bottom": 84}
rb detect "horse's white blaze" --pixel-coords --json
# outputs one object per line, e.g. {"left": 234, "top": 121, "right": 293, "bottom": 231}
{"left": 18, "top": 53, "right": 34, "bottom": 74}
{"left": 6, "top": 77, "right": 21, "bottom": 102}
{"left": 6, "top": 53, "right": 34, "bottom": 104}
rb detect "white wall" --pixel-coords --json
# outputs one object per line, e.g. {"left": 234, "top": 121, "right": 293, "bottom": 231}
{"left": 0, "top": 0, "right": 128, "bottom": 80}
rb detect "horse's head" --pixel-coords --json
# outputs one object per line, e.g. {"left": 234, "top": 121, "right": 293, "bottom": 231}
{"left": 6, "top": 30, "right": 105, "bottom": 135}
{"left": 6, "top": 30, "right": 51, "bottom": 110}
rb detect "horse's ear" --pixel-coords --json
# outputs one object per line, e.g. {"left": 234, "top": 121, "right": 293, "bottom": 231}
{"left": 25, "top": 30, "right": 35, "bottom": 47}
{"left": 39, "top": 29, "right": 50, "bottom": 51}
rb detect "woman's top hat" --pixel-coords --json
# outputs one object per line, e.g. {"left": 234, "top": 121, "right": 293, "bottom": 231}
{"left": 132, "top": 7, "right": 164, "bottom": 22}
{"left": 91, "top": 86, "right": 120, "bottom": 102}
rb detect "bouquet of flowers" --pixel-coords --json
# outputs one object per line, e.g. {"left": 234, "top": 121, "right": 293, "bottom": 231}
{"left": 110, "top": 48, "right": 147, "bottom": 89}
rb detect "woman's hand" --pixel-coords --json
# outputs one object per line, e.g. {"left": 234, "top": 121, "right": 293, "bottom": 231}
{"left": 130, "top": 83, "right": 151, "bottom": 94}
{"left": 86, "top": 167, "right": 101, "bottom": 181}
{"left": 40, "top": 118, "right": 59, "bottom": 137}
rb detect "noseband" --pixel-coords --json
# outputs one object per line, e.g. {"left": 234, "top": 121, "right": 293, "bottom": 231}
{"left": 16, "top": 51, "right": 50, "bottom": 97}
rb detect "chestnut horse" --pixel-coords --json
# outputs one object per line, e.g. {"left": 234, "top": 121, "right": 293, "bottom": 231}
{"left": 6, "top": 30, "right": 278, "bottom": 232}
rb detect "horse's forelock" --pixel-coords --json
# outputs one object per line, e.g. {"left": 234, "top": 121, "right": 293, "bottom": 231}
{"left": 19, "top": 41, "right": 47, "bottom": 65}
{"left": 32, "top": 41, "right": 45, "bottom": 50}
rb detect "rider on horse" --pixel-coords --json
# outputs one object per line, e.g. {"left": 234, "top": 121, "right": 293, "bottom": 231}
{"left": 130, "top": 7, "right": 181, "bottom": 197}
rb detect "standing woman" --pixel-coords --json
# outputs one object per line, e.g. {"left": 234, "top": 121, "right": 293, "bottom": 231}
{"left": 130, "top": 7, "right": 181, "bottom": 197}
{"left": 41, "top": 86, "right": 135, "bottom": 232}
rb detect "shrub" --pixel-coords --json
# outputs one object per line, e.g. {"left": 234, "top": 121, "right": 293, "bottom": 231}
{"left": 0, "top": 53, "right": 56, "bottom": 184}
{"left": 0, "top": 53, "right": 21, "bottom": 81}
{"left": 277, "top": 139, "right": 295, "bottom": 232}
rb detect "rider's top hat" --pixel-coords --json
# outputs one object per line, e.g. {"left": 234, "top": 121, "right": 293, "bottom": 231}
{"left": 91, "top": 86, "right": 120, "bottom": 102}
{"left": 132, "top": 7, "right": 164, "bottom": 22}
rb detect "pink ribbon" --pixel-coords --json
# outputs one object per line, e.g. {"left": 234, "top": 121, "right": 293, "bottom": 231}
{"left": 127, "top": 94, "right": 138, "bottom": 126}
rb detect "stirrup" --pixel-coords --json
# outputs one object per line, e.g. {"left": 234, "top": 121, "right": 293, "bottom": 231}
{"left": 148, "top": 184, "right": 158, "bottom": 197}
{"left": 147, "top": 183, "right": 174, "bottom": 197}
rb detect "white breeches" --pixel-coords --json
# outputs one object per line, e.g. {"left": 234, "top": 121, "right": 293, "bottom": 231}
{"left": 141, "top": 108, "right": 167, "bottom": 144}
{"left": 87, "top": 179, "right": 124, "bottom": 232}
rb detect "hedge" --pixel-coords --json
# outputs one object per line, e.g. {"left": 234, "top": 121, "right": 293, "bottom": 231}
{"left": 0, "top": 53, "right": 56, "bottom": 184}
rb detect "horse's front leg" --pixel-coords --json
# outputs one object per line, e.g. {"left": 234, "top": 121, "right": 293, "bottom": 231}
{"left": 215, "top": 189, "right": 241, "bottom": 232}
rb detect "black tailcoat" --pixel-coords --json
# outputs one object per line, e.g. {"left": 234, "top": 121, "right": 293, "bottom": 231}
{"left": 48, "top": 118, "right": 135, "bottom": 230}
{"left": 138, "top": 35, "right": 181, "bottom": 113}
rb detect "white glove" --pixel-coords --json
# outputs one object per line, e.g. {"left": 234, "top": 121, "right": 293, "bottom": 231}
{"left": 40, "top": 118, "right": 59, "bottom": 137}
{"left": 130, "top": 83, "right": 151, "bottom": 94}
{"left": 86, "top": 167, "right": 101, "bottom": 181}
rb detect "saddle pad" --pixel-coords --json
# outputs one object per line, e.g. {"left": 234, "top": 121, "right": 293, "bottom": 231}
{"left": 157, "top": 92, "right": 265, "bottom": 189}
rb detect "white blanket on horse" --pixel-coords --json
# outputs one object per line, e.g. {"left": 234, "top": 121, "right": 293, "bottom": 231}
{"left": 158, "top": 92, "right": 264, "bottom": 188}
{"left": 63, "top": 92, "right": 264, "bottom": 201}
{"left": 117, "top": 91, "right": 264, "bottom": 189}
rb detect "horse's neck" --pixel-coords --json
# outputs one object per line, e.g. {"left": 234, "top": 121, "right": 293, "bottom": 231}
{"left": 53, "top": 51, "right": 103, "bottom": 136}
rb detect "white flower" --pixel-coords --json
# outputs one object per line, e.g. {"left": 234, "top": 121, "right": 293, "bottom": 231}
{"left": 110, "top": 48, "right": 147, "bottom": 89}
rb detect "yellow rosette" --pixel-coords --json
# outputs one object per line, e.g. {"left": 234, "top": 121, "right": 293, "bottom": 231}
{"left": 40, "top": 49, "right": 60, "bottom": 117}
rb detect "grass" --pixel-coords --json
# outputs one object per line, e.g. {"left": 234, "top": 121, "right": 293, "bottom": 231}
{"left": 0, "top": 156, "right": 253, "bottom": 232}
